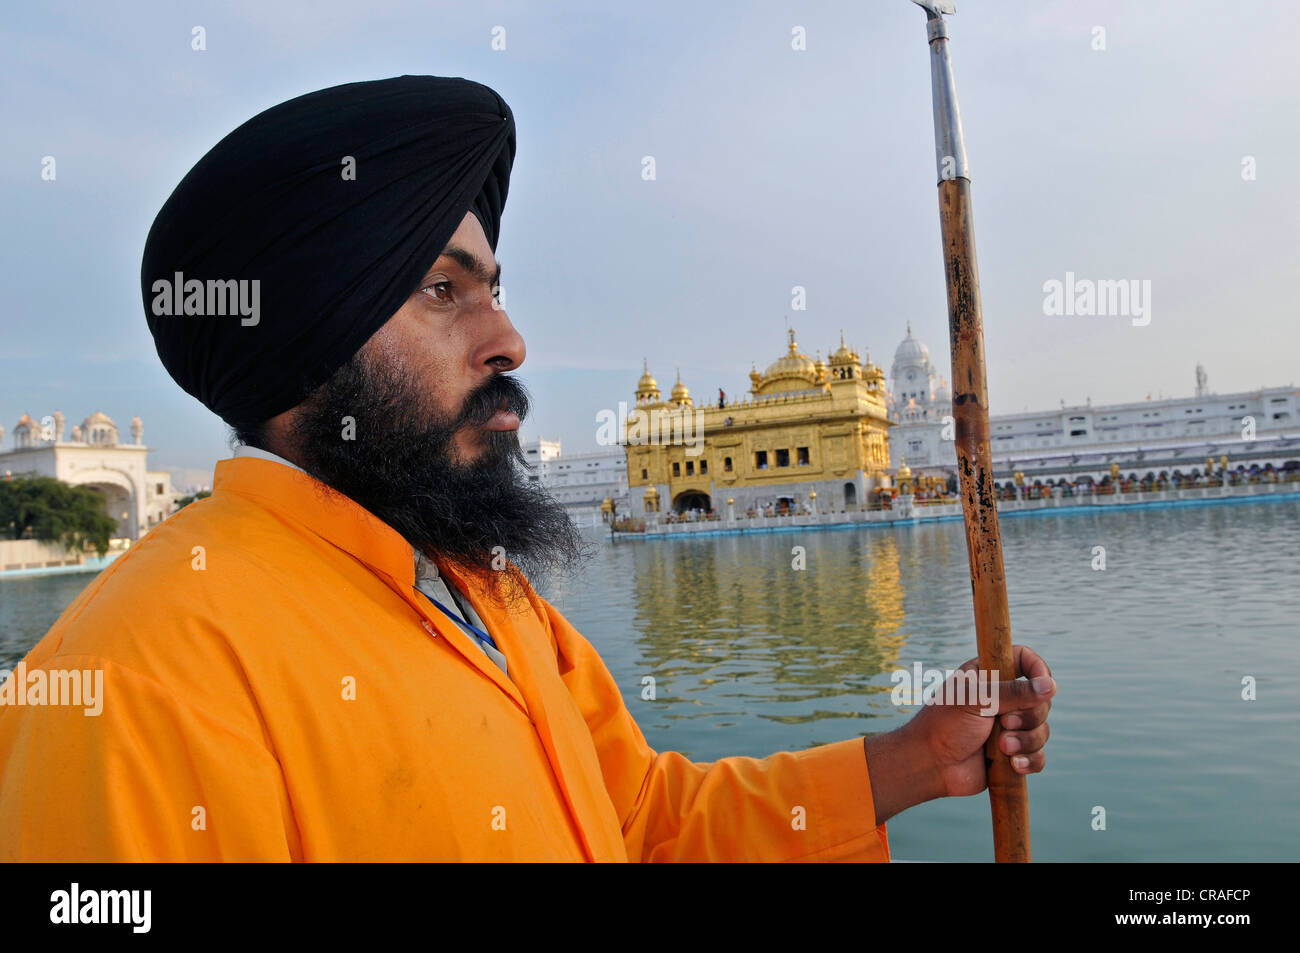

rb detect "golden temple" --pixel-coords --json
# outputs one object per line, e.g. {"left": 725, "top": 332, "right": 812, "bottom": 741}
{"left": 623, "top": 329, "right": 894, "bottom": 517}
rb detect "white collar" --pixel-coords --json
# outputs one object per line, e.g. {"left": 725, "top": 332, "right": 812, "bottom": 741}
{"left": 232, "top": 443, "right": 307, "bottom": 474}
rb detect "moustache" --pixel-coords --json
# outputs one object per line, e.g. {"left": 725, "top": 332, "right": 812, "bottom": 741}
{"left": 455, "top": 374, "right": 531, "bottom": 428}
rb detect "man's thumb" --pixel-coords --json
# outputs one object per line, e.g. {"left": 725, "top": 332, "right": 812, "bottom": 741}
{"left": 992, "top": 675, "right": 1056, "bottom": 713}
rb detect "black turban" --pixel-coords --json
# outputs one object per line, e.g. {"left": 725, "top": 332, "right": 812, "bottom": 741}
{"left": 141, "top": 75, "right": 516, "bottom": 428}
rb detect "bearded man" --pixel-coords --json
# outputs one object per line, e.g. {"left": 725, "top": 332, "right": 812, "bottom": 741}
{"left": 0, "top": 76, "right": 1054, "bottom": 861}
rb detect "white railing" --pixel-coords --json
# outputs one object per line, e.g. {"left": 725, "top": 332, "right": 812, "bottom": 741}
{"left": 626, "top": 478, "right": 1298, "bottom": 536}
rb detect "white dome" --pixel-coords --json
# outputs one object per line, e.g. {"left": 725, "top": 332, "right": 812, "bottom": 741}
{"left": 893, "top": 324, "right": 930, "bottom": 367}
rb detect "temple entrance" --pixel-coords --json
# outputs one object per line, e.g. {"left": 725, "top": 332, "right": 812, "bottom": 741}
{"left": 843, "top": 482, "right": 857, "bottom": 506}
{"left": 672, "top": 490, "right": 711, "bottom": 515}
{"left": 81, "top": 481, "right": 132, "bottom": 538}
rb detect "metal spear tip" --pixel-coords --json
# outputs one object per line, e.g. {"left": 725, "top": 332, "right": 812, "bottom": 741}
{"left": 911, "top": 0, "right": 956, "bottom": 18}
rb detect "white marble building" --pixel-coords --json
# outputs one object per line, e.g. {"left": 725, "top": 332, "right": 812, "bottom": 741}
{"left": 887, "top": 323, "right": 956, "bottom": 473}
{"left": 0, "top": 411, "right": 178, "bottom": 539}
{"left": 520, "top": 437, "right": 629, "bottom": 525}
{"left": 886, "top": 327, "right": 1299, "bottom": 483}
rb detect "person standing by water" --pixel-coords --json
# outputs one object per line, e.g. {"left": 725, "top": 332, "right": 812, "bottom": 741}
{"left": 0, "top": 75, "right": 1054, "bottom": 862}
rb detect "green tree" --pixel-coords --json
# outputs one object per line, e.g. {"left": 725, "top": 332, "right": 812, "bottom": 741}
{"left": 0, "top": 475, "right": 119, "bottom": 557}
{"left": 176, "top": 489, "right": 212, "bottom": 508}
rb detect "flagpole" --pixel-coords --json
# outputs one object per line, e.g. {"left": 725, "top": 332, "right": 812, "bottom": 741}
{"left": 910, "top": 0, "right": 1031, "bottom": 862}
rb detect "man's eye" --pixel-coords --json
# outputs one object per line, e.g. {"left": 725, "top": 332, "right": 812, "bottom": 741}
{"left": 421, "top": 281, "right": 452, "bottom": 302}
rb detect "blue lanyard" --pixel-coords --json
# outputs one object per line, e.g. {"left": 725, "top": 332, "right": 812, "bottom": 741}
{"left": 425, "top": 594, "right": 499, "bottom": 651}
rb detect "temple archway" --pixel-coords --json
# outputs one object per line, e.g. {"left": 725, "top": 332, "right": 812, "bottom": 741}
{"left": 672, "top": 490, "right": 711, "bottom": 515}
{"left": 66, "top": 466, "right": 141, "bottom": 538}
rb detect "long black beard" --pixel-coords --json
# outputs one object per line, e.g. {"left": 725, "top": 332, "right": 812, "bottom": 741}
{"left": 286, "top": 348, "right": 588, "bottom": 603}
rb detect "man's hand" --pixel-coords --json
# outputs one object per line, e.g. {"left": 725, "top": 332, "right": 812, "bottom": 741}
{"left": 865, "top": 645, "right": 1055, "bottom": 825}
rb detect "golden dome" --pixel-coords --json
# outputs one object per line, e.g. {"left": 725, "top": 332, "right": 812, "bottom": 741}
{"left": 671, "top": 369, "right": 691, "bottom": 403}
{"left": 764, "top": 336, "right": 816, "bottom": 380}
{"left": 897, "top": 458, "right": 913, "bottom": 480}
{"left": 644, "top": 485, "right": 660, "bottom": 499}
{"left": 636, "top": 358, "right": 659, "bottom": 393}
{"left": 829, "top": 330, "right": 859, "bottom": 365}
{"left": 754, "top": 328, "right": 817, "bottom": 394}
{"left": 15, "top": 413, "right": 37, "bottom": 428}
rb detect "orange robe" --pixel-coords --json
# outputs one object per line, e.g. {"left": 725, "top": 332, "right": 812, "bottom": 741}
{"left": 0, "top": 458, "right": 889, "bottom": 862}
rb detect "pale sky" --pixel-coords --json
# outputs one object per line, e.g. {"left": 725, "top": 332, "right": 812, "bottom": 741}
{"left": 2, "top": 0, "right": 1296, "bottom": 490}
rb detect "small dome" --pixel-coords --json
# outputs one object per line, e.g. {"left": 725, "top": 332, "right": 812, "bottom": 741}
{"left": 15, "top": 413, "right": 37, "bottom": 428}
{"left": 671, "top": 370, "right": 690, "bottom": 402}
{"left": 80, "top": 411, "right": 120, "bottom": 446}
{"left": 894, "top": 322, "right": 930, "bottom": 367}
{"left": 897, "top": 458, "right": 913, "bottom": 480}
{"left": 829, "top": 330, "right": 859, "bottom": 365}
{"left": 934, "top": 377, "right": 951, "bottom": 403}
{"left": 636, "top": 358, "right": 661, "bottom": 401}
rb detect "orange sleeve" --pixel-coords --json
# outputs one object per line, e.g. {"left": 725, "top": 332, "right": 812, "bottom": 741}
{"left": 543, "top": 602, "right": 890, "bottom": 863}
{"left": 0, "top": 655, "right": 298, "bottom": 862}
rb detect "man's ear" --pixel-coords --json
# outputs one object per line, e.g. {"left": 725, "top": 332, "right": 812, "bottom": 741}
{"left": 259, "top": 406, "right": 305, "bottom": 463}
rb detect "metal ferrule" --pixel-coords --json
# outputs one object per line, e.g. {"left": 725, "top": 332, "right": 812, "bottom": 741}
{"left": 926, "top": 19, "right": 971, "bottom": 184}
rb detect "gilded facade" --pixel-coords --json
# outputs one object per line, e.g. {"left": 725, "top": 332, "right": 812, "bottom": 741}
{"left": 623, "top": 330, "right": 893, "bottom": 517}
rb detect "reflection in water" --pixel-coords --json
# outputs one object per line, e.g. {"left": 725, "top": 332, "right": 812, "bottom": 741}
{"left": 611, "top": 530, "right": 925, "bottom": 733}
{"left": 626, "top": 532, "right": 909, "bottom": 726}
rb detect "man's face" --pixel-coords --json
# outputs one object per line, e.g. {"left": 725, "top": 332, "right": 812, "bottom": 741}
{"left": 365, "top": 210, "right": 526, "bottom": 464}
{"left": 275, "top": 210, "right": 584, "bottom": 591}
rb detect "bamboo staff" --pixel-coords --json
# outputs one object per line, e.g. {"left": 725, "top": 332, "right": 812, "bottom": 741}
{"left": 909, "top": 0, "right": 1030, "bottom": 862}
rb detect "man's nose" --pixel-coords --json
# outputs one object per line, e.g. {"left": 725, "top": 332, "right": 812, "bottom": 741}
{"left": 474, "top": 300, "right": 526, "bottom": 373}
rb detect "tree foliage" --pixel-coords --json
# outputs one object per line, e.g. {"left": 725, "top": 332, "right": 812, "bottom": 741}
{"left": 176, "top": 489, "right": 212, "bottom": 508}
{"left": 0, "top": 475, "right": 119, "bottom": 556}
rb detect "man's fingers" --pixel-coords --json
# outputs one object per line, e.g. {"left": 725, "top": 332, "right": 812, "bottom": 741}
{"left": 1009, "top": 751, "right": 1046, "bottom": 774}
{"left": 999, "top": 722, "right": 1049, "bottom": 756}
{"left": 1001, "top": 701, "right": 1050, "bottom": 731}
